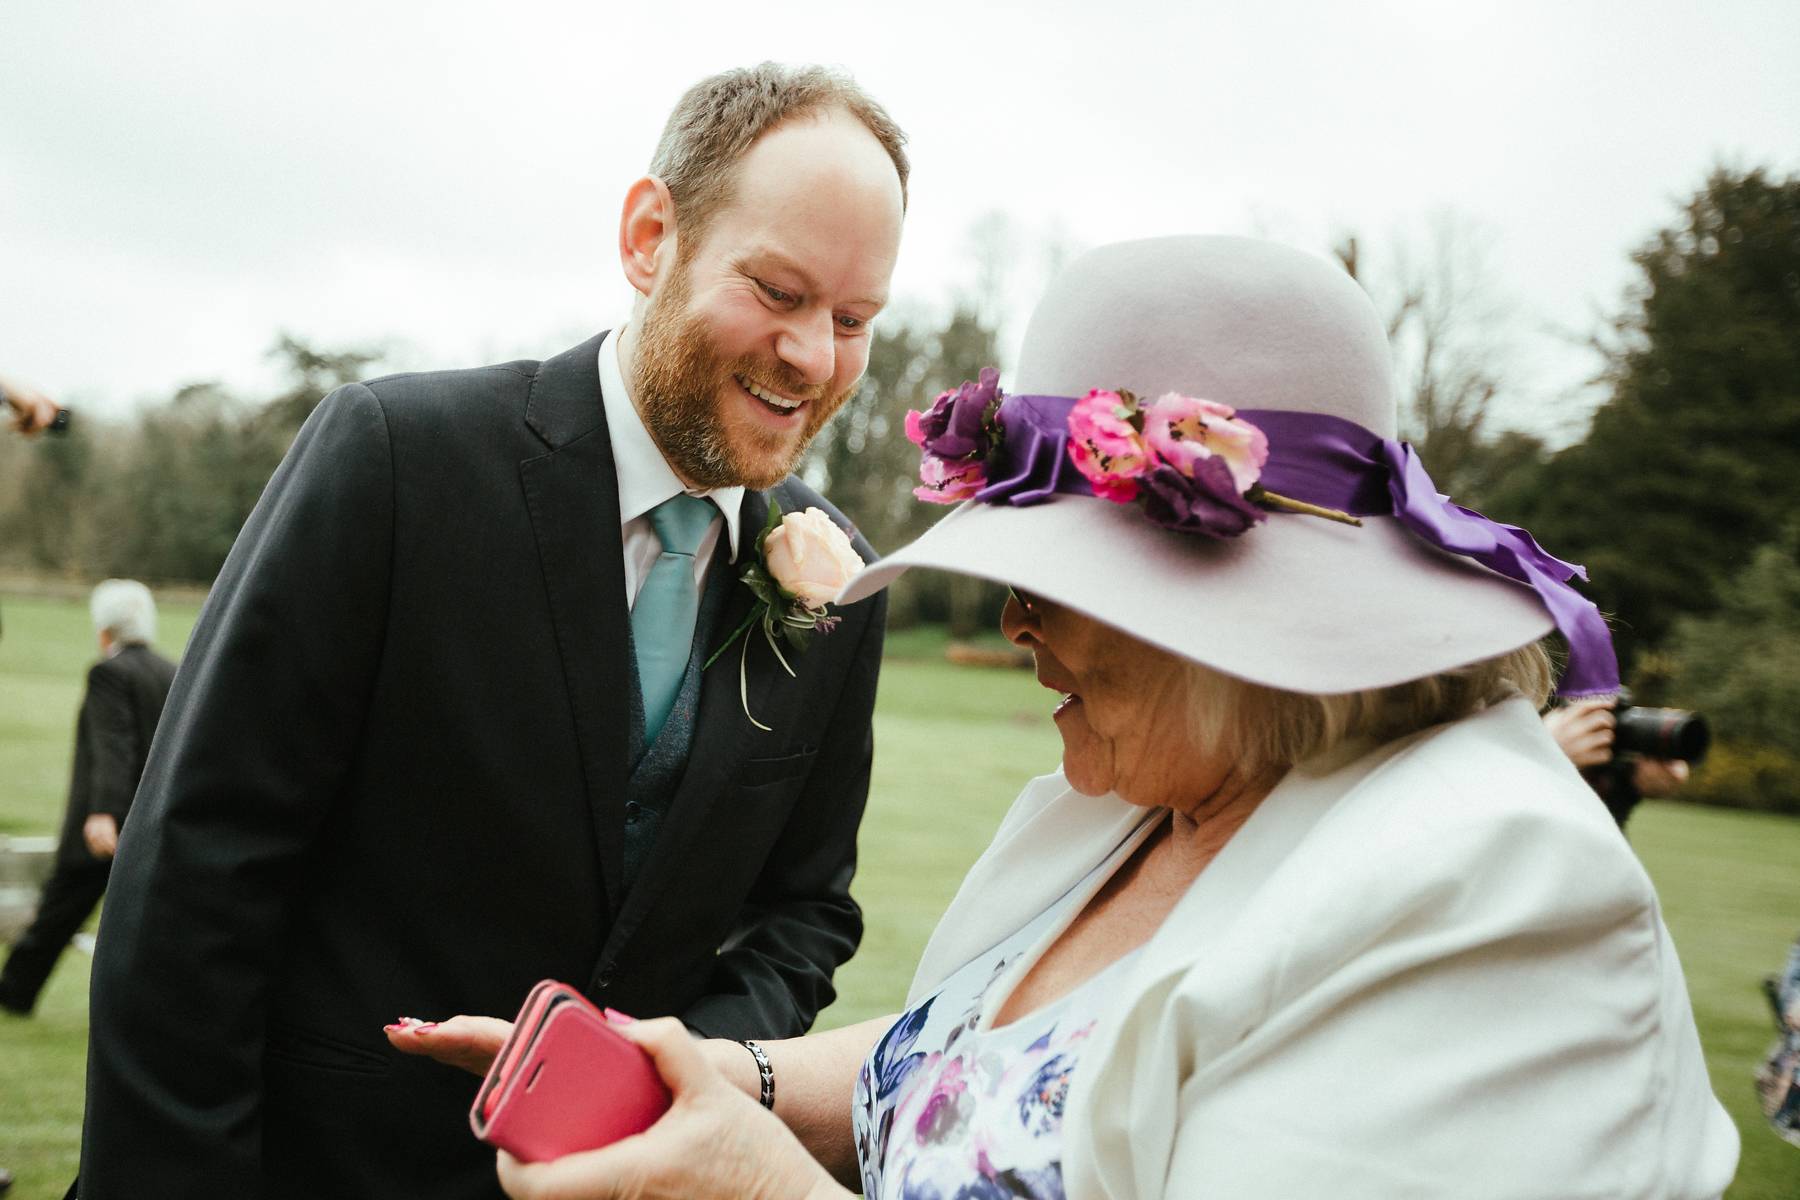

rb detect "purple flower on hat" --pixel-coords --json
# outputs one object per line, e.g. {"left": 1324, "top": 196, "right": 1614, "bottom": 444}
{"left": 1067, "top": 390, "right": 1151, "bottom": 503}
{"left": 907, "top": 368, "right": 1005, "bottom": 505}
{"left": 1138, "top": 461, "right": 1268, "bottom": 537}
{"left": 908, "top": 367, "right": 1002, "bottom": 461}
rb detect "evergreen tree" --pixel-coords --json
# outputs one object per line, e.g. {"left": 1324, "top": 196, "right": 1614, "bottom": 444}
{"left": 1506, "top": 167, "right": 1800, "bottom": 668}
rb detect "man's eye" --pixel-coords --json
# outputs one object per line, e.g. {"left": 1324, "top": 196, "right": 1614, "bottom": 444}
{"left": 835, "top": 314, "right": 865, "bottom": 331}
{"left": 759, "top": 281, "right": 796, "bottom": 304}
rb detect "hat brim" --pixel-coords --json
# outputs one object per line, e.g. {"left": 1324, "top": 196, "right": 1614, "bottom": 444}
{"left": 840, "top": 495, "right": 1554, "bottom": 696}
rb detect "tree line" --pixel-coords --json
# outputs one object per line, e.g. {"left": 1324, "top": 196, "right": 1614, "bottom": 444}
{"left": 1378, "top": 168, "right": 1800, "bottom": 814}
{"left": 3, "top": 168, "right": 1796, "bottom": 810}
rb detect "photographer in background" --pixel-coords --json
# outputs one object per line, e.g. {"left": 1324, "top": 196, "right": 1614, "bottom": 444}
{"left": 1, "top": 371, "right": 67, "bottom": 435}
{"left": 1544, "top": 694, "right": 1699, "bottom": 829}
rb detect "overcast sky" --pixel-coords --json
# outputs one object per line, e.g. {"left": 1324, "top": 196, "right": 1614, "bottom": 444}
{"left": 3, "top": 0, "right": 1796, "bottom": 442}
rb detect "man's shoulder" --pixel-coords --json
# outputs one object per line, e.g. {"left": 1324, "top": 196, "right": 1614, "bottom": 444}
{"left": 764, "top": 476, "right": 838, "bottom": 518}
{"left": 351, "top": 357, "right": 542, "bottom": 421}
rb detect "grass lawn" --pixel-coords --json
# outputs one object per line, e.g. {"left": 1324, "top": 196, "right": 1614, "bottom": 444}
{"left": 3, "top": 591, "right": 1797, "bottom": 1197}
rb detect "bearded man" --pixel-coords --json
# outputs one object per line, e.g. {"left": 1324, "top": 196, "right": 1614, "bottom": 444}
{"left": 78, "top": 64, "right": 905, "bottom": 1200}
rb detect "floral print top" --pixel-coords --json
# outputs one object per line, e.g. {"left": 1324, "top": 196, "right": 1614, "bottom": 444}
{"left": 852, "top": 819, "right": 1155, "bottom": 1200}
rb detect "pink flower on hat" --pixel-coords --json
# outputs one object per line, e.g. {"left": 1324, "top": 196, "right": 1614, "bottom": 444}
{"left": 1141, "top": 392, "right": 1269, "bottom": 493}
{"left": 1067, "top": 390, "right": 1150, "bottom": 503}
{"left": 914, "top": 453, "right": 986, "bottom": 503}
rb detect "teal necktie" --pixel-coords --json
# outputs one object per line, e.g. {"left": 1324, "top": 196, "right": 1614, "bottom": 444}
{"left": 633, "top": 493, "right": 717, "bottom": 746}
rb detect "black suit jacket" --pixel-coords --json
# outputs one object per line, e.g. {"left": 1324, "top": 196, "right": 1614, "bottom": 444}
{"left": 79, "top": 334, "right": 885, "bottom": 1199}
{"left": 55, "top": 643, "right": 177, "bottom": 868}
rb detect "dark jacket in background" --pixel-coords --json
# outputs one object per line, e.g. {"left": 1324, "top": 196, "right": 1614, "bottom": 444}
{"left": 0, "top": 641, "right": 176, "bottom": 1014}
{"left": 55, "top": 643, "right": 178, "bottom": 865}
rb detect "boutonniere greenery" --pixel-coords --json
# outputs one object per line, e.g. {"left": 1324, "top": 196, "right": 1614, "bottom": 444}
{"left": 705, "top": 500, "right": 865, "bottom": 730}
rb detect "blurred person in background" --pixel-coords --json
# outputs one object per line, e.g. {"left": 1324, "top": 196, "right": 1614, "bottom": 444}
{"left": 0, "top": 581, "right": 175, "bottom": 1016}
{"left": 1, "top": 372, "right": 67, "bottom": 435}
{"left": 1756, "top": 932, "right": 1800, "bottom": 1146}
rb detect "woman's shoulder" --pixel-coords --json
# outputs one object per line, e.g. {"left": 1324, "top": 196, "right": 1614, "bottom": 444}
{"left": 1261, "top": 696, "right": 1659, "bottom": 964}
{"left": 1331, "top": 695, "right": 1633, "bottom": 855}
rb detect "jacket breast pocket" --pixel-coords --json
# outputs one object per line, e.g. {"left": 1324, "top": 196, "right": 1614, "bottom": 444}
{"left": 266, "top": 1022, "right": 393, "bottom": 1078}
{"left": 735, "top": 746, "right": 818, "bottom": 790}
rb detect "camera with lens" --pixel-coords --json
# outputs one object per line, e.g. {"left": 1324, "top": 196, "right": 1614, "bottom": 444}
{"left": 1588, "top": 688, "right": 1710, "bottom": 829}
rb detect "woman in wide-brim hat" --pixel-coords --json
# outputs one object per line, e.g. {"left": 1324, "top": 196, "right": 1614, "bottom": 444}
{"left": 449, "top": 237, "right": 1738, "bottom": 1198}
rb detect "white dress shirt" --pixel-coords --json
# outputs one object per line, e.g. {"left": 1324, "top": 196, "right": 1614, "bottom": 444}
{"left": 598, "top": 328, "right": 743, "bottom": 608}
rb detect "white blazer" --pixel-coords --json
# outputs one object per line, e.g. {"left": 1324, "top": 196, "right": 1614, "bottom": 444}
{"left": 909, "top": 697, "right": 1739, "bottom": 1199}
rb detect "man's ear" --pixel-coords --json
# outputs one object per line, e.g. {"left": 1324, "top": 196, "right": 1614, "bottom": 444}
{"left": 619, "top": 175, "right": 678, "bottom": 299}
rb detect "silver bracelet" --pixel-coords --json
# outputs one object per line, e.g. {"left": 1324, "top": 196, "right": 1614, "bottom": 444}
{"left": 741, "top": 1038, "right": 775, "bottom": 1110}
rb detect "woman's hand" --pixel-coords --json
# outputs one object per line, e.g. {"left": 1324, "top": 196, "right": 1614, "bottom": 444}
{"left": 384, "top": 1014, "right": 514, "bottom": 1076}
{"left": 496, "top": 1016, "right": 847, "bottom": 1200}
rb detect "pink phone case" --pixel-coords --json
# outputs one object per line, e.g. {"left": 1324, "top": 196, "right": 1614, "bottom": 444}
{"left": 470, "top": 980, "right": 672, "bottom": 1163}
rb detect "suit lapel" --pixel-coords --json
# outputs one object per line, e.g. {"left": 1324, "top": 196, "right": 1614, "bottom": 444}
{"left": 601, "top": 486, "right": 790, "bottom": 959}
{"left": 519, "top": 333, "right": 632, "bottom": 918}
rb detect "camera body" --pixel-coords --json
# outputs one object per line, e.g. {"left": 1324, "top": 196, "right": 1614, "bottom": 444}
{"left": 1585, "top": 688, "right": 1710, "bottom": 829}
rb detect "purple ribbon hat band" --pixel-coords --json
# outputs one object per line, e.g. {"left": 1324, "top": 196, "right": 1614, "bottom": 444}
{"left": 960, "top": 392, "right": 1619, "bottom": 699}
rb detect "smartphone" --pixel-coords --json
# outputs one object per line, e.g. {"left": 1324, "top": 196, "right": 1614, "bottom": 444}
{"left": 470, "top": 980, "right": 672, "bottom": 1162}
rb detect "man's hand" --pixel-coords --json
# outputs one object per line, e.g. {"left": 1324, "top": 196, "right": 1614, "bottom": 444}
{"left": 2, "top": 375, "right": 61, "bottom": 435}
{"left": 84, "top": 813, "right": 120, "bottom": 859}
{"left": 1543, "top": 696, "right": 1617, "bottom": 769}
{"left": 385, "top": 1014, "right": 515, "bottom": 1076}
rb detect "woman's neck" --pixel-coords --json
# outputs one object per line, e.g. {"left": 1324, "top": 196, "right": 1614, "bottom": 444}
{"left": 1163, "top": 764, "right": 1282, "bottom": 880}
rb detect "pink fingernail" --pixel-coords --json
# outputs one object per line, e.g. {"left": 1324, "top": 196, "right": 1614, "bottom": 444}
{"left": 602, "top": 1007, "right": 634, "bottom": 1025}
{"left": 415, "top": 1022, "right": 439, "bottom": 1032}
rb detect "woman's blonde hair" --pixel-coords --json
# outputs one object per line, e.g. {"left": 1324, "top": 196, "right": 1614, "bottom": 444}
{"left": 1186, "top": 641, "right": 1554, "bottom": 772}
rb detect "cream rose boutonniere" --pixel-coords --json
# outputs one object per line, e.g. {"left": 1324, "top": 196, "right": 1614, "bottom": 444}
{"left": 705, "top": 501, "right": 865, "bottom": 730}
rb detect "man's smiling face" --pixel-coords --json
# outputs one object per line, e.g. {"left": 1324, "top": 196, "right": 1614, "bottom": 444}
{"left": 630, "top": 107, "right": 905, "bottom": 490}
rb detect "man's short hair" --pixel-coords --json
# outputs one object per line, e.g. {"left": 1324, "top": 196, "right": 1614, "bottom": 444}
{"left": 91, "top": 579, "right": 157, "bottom": 645}
{"left": 649, "top": 62, "right": 909, "bottom": 253}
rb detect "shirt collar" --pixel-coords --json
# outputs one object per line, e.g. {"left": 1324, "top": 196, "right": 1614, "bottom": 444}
{"left": 598, "top": 327, "right": 744, "bottom": 560}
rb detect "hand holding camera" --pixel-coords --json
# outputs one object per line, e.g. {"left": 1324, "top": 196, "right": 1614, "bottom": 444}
{"left": 1, "top": 373, "right": 66, "bottom": 436}
{"left": 1544, "top": 690, "right": 1709, "bottom": 827}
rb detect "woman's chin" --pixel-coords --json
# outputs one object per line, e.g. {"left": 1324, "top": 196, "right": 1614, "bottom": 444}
{"left": 1059, "top": 755, "right": 1114, "bottom": 799}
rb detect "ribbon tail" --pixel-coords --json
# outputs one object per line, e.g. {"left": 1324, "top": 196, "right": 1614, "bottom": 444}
{"left": 738, "top": 628, "right": 772, "bottom": 732}
{"left": 763, "top": 615, "right": 798, "bottom": 679}
{"left": 1513, "top": 551, "right": 1622, "bottom": 698}
{"left": 1384, "top": 439, "right": 1619, "bottom": 698}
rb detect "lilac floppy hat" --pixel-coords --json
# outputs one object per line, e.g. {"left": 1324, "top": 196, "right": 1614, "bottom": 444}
{"left": 838, "top": 236, "right": 1617, "bottom": 698}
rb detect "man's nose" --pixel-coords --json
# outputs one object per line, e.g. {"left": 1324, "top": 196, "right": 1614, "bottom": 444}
{"left": 776, "top": 313, "right": 835, "bottom": 386}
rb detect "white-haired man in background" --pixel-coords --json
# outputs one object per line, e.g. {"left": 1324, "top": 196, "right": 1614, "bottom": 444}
{"left": 0, "top": 581, "right": 176, "bottom": 1016}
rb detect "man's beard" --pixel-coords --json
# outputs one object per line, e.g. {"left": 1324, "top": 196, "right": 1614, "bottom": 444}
{"left": 631, "top": 265, "right": 850, "bottom": 490}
